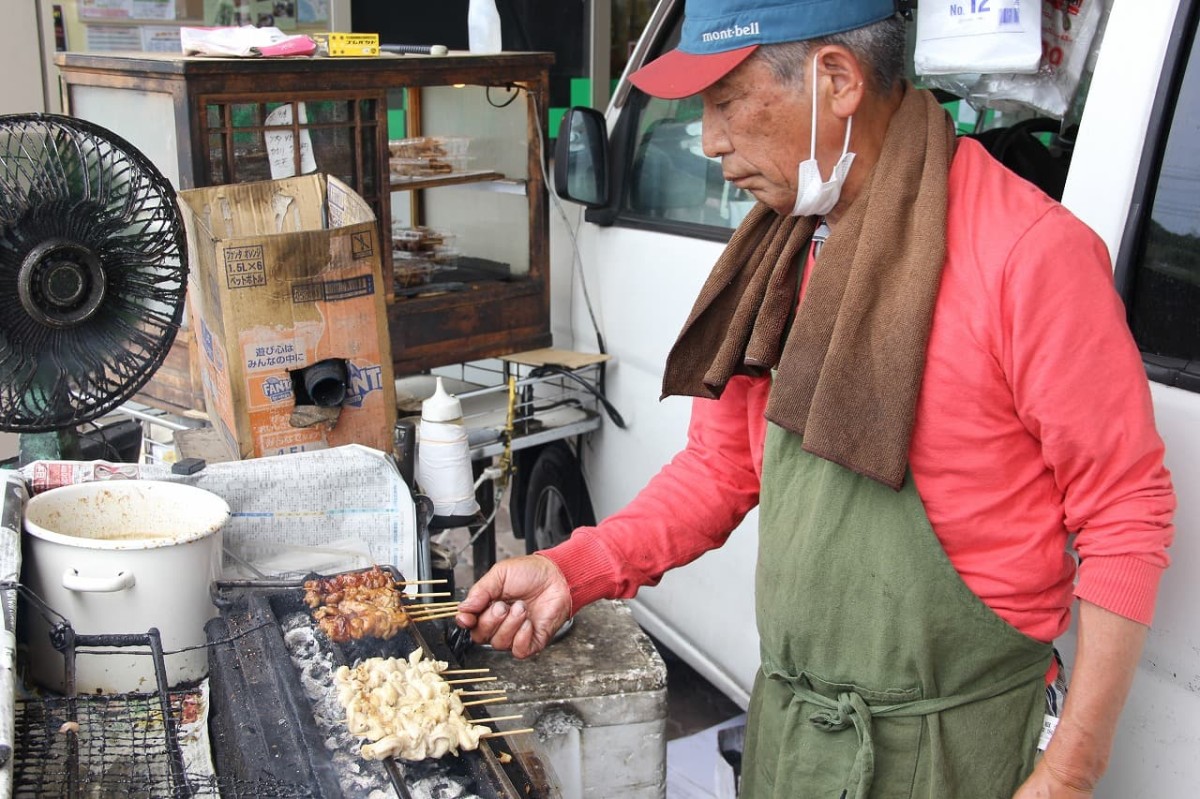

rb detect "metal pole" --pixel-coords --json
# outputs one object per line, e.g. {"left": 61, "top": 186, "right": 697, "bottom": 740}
{"left": 587, "top": 0, "right": 613, "bottom": 111}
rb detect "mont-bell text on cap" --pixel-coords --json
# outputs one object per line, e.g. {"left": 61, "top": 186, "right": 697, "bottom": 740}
{"left": 680, "top": 0, "right": 900, "bottom": 55}
{"left": 631, "top": 0, "right": 902, "bottom": 99}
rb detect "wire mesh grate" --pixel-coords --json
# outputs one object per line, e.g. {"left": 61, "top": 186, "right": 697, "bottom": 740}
{"left": 12, "top": 689, "right": 314, "bottom": 798}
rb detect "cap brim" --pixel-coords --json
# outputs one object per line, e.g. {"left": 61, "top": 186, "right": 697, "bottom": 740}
{"left": 628, "top": 45, "right": 758, "bottom": 100}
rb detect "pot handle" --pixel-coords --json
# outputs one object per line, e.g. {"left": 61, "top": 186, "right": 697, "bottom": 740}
{"left": 61, "top": 568, "right": 136, "bottom": 593}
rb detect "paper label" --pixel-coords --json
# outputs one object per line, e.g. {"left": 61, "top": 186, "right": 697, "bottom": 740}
{"left": 1038, "top": 714, "right": 1060, "bottom": 751}
{"left": 925, "top": 0, "right": 1029, "bottom": 38}
{"left": 265, "top": 102, "right": 317, "bottom": 180}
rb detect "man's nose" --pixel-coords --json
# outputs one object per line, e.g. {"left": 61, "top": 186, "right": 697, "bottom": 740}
{"left": 701, "top": 103, "right": 730, "bottom": 159}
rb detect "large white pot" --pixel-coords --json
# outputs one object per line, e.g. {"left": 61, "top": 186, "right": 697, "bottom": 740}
{"left": 22, "top": 479, "right": 229, "bottom": 694}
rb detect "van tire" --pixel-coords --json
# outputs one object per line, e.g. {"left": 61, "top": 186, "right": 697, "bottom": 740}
{"left": 522, "top": 443, "right": 595, "bottom": 554}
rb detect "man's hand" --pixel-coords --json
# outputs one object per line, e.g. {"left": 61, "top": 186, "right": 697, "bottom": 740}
{"left": 455, "top": 554, "right": 573, "bottom": 659}
{"left": 1012, "top": 756, "right": 1094, "bottom": 799}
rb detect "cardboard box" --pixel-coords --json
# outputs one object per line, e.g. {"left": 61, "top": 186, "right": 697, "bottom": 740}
{"left": 312, "top": 32, "right": 380, "bottom": 57}
{"left": 178, "top": 175, "right": 397, "bottom": 460}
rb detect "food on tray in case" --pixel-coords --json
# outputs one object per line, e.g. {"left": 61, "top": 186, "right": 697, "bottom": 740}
{"left": 391, "top": 227, "right": 462, "bottom": 288}
{"left": 388, "top": 135, "right": 473, "bottom": 177}
{"left": 388, "top": 136, "right": 471, "bottom": 159}
{"left": 392, "top": 226, "right": 455, "bottom": 253}
{"left": 389, "top": 155, "right": 472, "bottom": 177}
{"left": 336, "top": 649, "right": 493, "bottom": 761}
{"left": 305, "top": 566, "right": 409, "bottom": 642}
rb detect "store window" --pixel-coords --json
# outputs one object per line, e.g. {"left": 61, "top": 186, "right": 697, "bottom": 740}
{"left": 1125, "top": 19, "right": 1200, "bottom": 385}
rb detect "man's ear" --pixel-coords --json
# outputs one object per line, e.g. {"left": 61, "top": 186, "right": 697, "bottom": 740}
{"left": 814, "top": 46, "right": 867, "bottom": 119}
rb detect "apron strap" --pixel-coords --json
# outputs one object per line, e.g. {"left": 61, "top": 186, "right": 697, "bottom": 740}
{"left": 765, "top": 657, "right": 1052, "bottom": 799}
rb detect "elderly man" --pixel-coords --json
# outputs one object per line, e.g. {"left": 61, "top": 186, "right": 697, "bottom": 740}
{"left": 456, "top": 1, "right": 1175, "bottom": 796}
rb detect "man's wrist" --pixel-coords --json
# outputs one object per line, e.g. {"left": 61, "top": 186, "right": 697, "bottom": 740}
{"left": 1041, "top": 719, "right": 1107, "bottom": 791}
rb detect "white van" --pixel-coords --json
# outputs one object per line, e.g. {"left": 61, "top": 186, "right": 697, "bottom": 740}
{"left": 522, "top": 0, "right": 1200, "bottom": 794}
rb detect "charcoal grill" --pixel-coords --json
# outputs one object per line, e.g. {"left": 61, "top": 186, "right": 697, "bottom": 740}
{"left": 206, "top": 567, "right": 559, "bottom": 799}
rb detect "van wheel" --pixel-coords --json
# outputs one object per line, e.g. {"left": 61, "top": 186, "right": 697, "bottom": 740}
{"left": 522, "top": 443, "right": 595, "bottom": 554}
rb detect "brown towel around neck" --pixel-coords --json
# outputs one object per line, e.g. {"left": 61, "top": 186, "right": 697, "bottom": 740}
{"left": 660, "top": 87, "right": 957, "bottom": 490}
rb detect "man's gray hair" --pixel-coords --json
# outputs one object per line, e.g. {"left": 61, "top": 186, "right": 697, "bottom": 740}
{"left": 754, "top": 16, "right": 908, "bottom": 94}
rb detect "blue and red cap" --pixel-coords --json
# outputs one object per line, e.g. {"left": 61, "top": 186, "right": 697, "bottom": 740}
{"left": 630, "top": 0, "right": 901, "bottom": 99}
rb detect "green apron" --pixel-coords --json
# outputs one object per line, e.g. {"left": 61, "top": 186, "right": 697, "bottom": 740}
{"left": 743, "top": 424, "right": 1053, "bottom": 799}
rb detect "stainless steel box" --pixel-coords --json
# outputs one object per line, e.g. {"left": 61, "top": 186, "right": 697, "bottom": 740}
{"left": 464, "top": 600, "right": 669, "bottom": 799}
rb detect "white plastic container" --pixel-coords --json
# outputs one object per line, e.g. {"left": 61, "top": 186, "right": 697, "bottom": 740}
{"left": 417, "top": 377, "right": 480, "bottom": 518}
{"left": 468, "top": 0, "right": 502, "bottom": 54}
{"left": 22, "top": 480, "right": 229, "bottom": 694}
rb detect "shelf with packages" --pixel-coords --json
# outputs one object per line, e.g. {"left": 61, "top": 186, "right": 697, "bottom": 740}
{"left": 389, "top": 170, "right": 511, "bottom": 191}
{"left": 53, "top": 50, "right": 554, "bottom": 413}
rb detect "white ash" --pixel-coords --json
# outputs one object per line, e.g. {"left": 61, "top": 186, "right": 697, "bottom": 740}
{"left": 280, "top": 611, "right": 396, "bottom": 798}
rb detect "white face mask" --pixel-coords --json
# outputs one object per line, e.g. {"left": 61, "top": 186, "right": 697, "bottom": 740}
{"left": 791, "top": 54, "right": 855, "bottom": 217}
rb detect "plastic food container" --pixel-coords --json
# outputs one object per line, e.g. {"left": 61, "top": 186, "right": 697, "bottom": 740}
{"left": 387, "top": 135, "right": 471, "bottom": 159}
{"left": 393, "top": 256, "right": 437, "bottom": 288}
{"left": 391, "top": 226, "right": 455, "bottom": 253}
{"left": 389, "top": 155, "right": 471, "bottom": 177}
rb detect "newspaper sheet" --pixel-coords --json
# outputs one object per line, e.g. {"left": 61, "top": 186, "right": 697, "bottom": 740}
{"left": 0, "top": 474, "right": 26, "bottom": 799}
{"left": 21, "top": 444, "right": 419, "bottom": 581}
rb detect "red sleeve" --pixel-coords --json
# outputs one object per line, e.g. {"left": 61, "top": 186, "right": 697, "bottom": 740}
{"left": 1004, "top": 206, "right": 1175, "bottom": 625}
{"left": 541, "top": 375, "right": 767, "bottom": 614}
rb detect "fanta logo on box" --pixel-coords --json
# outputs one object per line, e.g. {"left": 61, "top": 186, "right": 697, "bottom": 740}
{"left": 262, "top": 375, "right": 293, "bottom": 403}
{"left": 345, "top": 362, "right": 384, "bottom": 408}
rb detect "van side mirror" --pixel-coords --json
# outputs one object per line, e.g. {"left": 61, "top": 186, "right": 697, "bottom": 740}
{"left": 554, "top": 107, "right": 608, "bottom": 207}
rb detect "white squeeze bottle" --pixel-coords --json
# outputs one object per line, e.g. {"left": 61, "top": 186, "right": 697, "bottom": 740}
{"left": 417, "top": 377, "right": 480, "bottom": 519}
{"left": 468, "top": 0, "right": 502, "bottom": 54}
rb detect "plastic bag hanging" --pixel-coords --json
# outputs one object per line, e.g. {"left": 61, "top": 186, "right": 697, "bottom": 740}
{"left": 973, "top": 0, "right": 1108, "bottom": 118}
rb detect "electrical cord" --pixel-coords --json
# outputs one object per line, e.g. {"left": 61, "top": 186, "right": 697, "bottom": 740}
{"left": 472, "top": 85, "right": 623, "bottom": 426}
{"left": 485, "top": 84, "right": 521, "bottom": 108}
{"left": 527, "top": 89, "right": 608, "bottom": 357}
{"left": 526, "top": 364, "right": 626, "bottom": 429}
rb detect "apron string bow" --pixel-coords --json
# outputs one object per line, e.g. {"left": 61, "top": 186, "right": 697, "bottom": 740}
{"left": 767, "top": 657, "right": 1051, "bottom": 799}
{"left": 807, "top": 691, "right": 875, "bottom": 799}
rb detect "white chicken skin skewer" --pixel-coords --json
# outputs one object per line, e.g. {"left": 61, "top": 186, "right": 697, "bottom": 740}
{"left": 335, "top": 649, "right": 496, "bottom": 761}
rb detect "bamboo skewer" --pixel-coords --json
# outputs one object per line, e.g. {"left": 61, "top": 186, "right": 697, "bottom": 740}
{"left": 462, "top": 696, "right": 508, "bottom": 708}
{"left": 409, "top": 611, "right": 461, "bottom": 623}
{"left": 444, "top": 676, "right": 498, "bottom": 686}
{"left": 396, "top": 579, "right": 447, "bottom": 586}
{"left": 475, "top": 714, "right": 524, "bottom": 724}
{"left": 480, "top": 728, "right": 535, "bottom": 740}
{"left": 405, "top": 601, "right": 460, "bottom": 609}
{"left": 406, "top": 607, "right": 460, "bottom": 615}
{"left": 403, "top": 591, "right": 452, "bottom": 599}
{"left": 441, "top": 668, "right": 490, "bottom": 675}
{"left": 456, "top": 689, "right": 506, "bottom": 698}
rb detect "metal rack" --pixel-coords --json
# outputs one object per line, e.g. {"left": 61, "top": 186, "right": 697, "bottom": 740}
{"left": 398, "top": 352, "right": 614, "bottom": 462}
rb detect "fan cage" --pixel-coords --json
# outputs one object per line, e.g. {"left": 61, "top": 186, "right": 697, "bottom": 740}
{"left": 0, "top": 113, "right": 188, "bottom": 433}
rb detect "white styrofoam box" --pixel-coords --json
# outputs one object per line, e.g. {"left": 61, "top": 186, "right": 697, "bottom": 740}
{"left": 465, "top": 600, "right": 669, "bottom": 799}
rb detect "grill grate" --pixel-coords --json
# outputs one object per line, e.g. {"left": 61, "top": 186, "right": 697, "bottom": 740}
{"left": 12, "top": 690, "right": 315, "bottom": 797}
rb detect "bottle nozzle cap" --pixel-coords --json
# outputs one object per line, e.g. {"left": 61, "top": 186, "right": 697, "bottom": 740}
{"left": 421, "top": 376, "right": 464, "bottom": 423}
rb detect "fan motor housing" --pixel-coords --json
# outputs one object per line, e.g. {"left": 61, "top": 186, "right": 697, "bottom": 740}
{"left": 18, "top": 238, "right": 107, "bottom": 328}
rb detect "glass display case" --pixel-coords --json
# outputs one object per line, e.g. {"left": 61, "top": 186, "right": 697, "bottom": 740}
{"left": 55, "top": 50, "right": 554, "bottom": 411}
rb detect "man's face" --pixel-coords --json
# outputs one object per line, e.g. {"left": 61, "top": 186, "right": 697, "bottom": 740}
{"left": 700, "top": 56, "right": 813, "bottom": 215}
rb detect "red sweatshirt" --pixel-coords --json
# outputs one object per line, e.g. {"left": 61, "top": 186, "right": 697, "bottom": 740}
{"left": 544, "top": 138, "right": 1175, "bottom": 644}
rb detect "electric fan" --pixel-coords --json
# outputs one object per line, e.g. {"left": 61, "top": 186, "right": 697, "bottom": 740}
{"left": 0, "top": 114, "right": 188, "bottom": 462}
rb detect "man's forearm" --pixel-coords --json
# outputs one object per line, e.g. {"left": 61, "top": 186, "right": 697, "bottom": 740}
{"left": 1042, "top": 600, "right": 1149, "bottom": 789}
